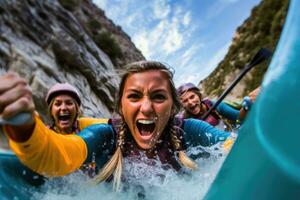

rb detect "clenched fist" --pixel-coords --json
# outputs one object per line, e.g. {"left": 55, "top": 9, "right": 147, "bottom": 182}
{"left": 0, "top": 72, "right": 35, "bottom": 121}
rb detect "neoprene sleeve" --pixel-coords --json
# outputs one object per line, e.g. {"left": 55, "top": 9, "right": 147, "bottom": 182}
{"left": 182, "top": 118, "right": 230, "bottom": 147}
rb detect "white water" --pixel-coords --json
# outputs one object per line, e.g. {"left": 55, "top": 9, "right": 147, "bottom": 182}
{"left": 30, "top": 143, "right": 230, "bottom": 200}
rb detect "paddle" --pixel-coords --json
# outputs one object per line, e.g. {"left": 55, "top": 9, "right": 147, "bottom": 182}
{"left": 201, "top": 48, "right": 272, "bottom": 120}
{"left": 0, "top": 112, "right": 33, "bottom": 125}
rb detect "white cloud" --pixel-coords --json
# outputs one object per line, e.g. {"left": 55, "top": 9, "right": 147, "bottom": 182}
{"left": 153, "top": 0, "right": 171, "bottom": 19}
{"left": 177, "top": 74, "right": 201, "bottom": 87}
{"left": 173, "top": 41, "right": 231, "bottom": 86}
{"left": 93, "top": 0, "right": 108, "bottom": 9}
{"left": 183, "top": 12, "right": 191, "bottom": 27}
{"left": 130, "top": 3, "right": 194, "bottom": 59}
{"left": 161, "top": 22, "right": 183, "bottom": 54}
{"left": 171, "top": 43, "right": 207, "bottom": 86}
{"left": 178, "top": 44, "right": 204, "bottom": 69}
{"left": 93, "top": 0, "right": 196, "bottom": 62}
{"left": 94, "top": 0, "right": 148, "bottom": 31}
{"left": 93, "top": 0, "right": 225, "bottom": 85}
{"left": 133, "top": 31, "right": 152, "bottom": 58}
{"left": 93, "top": 0, "right": 258, "bottom": 88}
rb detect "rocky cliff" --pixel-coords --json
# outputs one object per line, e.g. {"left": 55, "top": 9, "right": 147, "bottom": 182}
{"left": 200, "top": 0, "right": 289, "bottom": 99}
{"left": 0, "top": 0, "right": 145, "bottom": 123}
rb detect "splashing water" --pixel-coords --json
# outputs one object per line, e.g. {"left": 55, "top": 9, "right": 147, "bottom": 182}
{"left": 28, "top": 141, "right": 230, "bottom": 200}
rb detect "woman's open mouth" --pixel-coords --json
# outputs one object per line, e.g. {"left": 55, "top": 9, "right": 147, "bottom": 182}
{"left": 136, "top": 119, "right": 156, "bottom": 138}
{"left": 57, "top": 113, "right": 71, "bottom": 125}
{"left": 189, "top": 104, "right": 199, "bottom": 113}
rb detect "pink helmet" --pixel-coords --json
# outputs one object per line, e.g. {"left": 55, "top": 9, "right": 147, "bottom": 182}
{"left": 177, "top": 83, "right": 200, "bottom": 96}
{"left": 46, "top": 83, "right": 81, "bottom": 105}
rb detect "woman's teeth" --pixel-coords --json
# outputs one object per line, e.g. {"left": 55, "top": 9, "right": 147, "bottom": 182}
{"left": 136, "top": 119, "right": 156, "bottom": 136}
{"left": 137, "top": 119, "right": 155, "bottom": 124}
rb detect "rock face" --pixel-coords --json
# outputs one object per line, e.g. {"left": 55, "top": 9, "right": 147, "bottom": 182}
{"left": 200, "top": 0, "right": 289, "bottom": 99}
{"left": 0, "top": 0, "right": 145, "bottom": 124}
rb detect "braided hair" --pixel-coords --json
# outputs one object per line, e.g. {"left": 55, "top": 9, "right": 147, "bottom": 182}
{"left": 93, "top": 61, "right": 197, "bottom": 190}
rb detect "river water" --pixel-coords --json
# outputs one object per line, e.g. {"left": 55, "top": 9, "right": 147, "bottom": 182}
{"left": 29, "top": 142, "right": 230, "bottom": 200}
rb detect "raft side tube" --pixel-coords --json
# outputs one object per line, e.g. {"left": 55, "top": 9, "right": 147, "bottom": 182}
{"left": 205, "top": 0, "right": 300, "bottom": 199}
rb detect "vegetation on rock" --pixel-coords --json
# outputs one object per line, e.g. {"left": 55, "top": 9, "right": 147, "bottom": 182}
{"left": 201, "top": 0, "right": 289, "bottom": 98}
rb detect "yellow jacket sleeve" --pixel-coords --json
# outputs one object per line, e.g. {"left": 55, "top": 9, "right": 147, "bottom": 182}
{"left": 78, "top": 117, "right": 108, "bottom": 130}
{"left": 5, "top": 116, "right": 87, "bottom": 177}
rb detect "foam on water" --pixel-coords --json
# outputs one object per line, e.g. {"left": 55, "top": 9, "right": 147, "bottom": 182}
{"left": 28, "top": 141, "right": 230, "bottom": 200}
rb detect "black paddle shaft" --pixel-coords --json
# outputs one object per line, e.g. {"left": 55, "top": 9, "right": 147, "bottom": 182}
{"left": 201, "top": 48, "right": 272, "bottom": 120}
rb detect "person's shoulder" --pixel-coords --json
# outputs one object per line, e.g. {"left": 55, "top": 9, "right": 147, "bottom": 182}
{"left": 79, "top": 117, "right": 109, "bottom": 123}
{"left": 79, "top": 123, "right": 114, "bottom": 138}
{"left": 78, "top": 117, "right": 109, "bottom": 130}
{"left": 84, "top": 123, "right": 112, "bottom": 130}
{"left": 202, "top": 98, "right": 214, "bottom": 105}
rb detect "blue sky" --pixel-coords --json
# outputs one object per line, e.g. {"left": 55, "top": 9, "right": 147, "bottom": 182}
{"left": 93, "top": 0, "right": 261, "bottom": 87}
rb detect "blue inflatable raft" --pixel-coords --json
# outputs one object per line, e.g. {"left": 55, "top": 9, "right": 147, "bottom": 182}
{"left": 205, "top": 0, "right": 300, "bottom": 199}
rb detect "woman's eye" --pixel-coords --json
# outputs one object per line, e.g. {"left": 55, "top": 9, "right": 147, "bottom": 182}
{"left": 127, "top": 93, "right": 141, "bottom": 100}
{"left": 53, "top": 102, "right": 61, "bottom": 107}
{"left": 152, "top": 94, "right": 166, "bottom": 101}
{"left": 190, "top": 94, "right": 196, "bottom": 99}
{"left": 66, "top": 101, "right": 74, "bottom": 106}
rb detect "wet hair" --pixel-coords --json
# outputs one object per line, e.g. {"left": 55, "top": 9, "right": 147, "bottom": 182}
{"left": 93, "top": 61, "right": 197, "bottom": 190}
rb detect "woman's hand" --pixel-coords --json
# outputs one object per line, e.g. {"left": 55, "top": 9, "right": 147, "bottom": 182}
{"left": 0, "top": 72, "right": 35, "bottom": 142}
{"left": 0, "top": 72, "right": 35, "bottom": 121}
{"left": 239, "top": 86, "right": 261, "bottom": 120}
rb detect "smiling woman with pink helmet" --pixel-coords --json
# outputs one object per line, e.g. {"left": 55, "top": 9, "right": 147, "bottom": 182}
{"left": 45, "top": 83, "right": 108, "bottom": 135}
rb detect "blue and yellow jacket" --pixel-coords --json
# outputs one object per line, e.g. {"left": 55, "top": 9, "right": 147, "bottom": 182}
{"left": 6, "top": 116, "right": 231, "bottom": 177}
{"left": 53, "top": 117, "right": 109, "bottom": 134}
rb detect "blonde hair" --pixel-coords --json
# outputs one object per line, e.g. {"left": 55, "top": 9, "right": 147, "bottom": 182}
{"left": 170, "top": 124, "right": 197, "bottom": 170}
{"left": 92, "top": 121, "right": 126, "bottom": 191}
{"left": 93, "top": 61, "right": 197, "bottom": 190}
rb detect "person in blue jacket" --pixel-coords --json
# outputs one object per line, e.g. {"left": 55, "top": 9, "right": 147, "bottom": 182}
{"left": 1, "top": 61, "right": 233, "bottom": 191}
{"left": 177, "top": 82, "right": 259, "bottom": 128}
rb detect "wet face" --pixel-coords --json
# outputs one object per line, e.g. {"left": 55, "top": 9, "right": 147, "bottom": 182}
{"left": 180, "top": 90, "right": 201, "bottom": 115}
{"left": 50, "top": 94, "right": 78, "bottom": 133}
{"left": 121, "top": 70, "right": 173, "bottom": 149}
